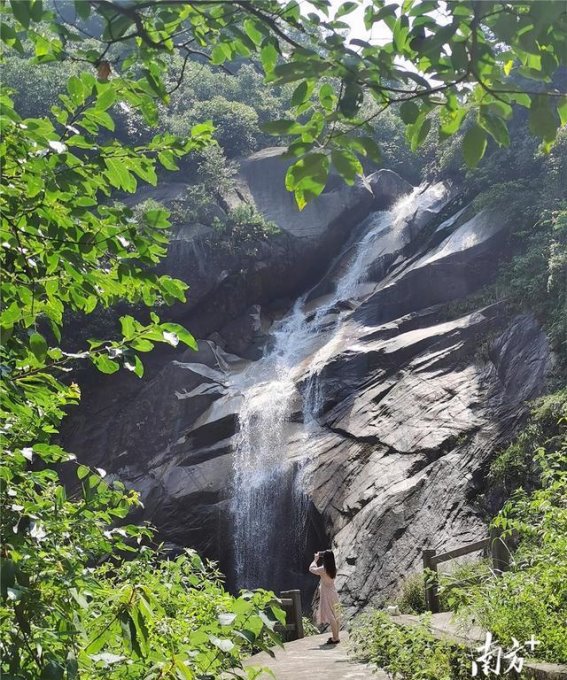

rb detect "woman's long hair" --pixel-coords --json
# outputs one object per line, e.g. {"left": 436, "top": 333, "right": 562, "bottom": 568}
{"left": 321, "top": 550, "right": 337, "bottom": 579}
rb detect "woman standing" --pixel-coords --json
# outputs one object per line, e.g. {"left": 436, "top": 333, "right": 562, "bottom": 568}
{"left": 309, "top": 550, "right": 340, "bottom": 644}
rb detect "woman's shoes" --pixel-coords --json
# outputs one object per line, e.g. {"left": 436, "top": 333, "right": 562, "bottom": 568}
{"left": 326, "top": 638, "right": 340, "bottom": 644}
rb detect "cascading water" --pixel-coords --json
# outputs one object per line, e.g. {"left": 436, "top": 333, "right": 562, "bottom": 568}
{"left": 230, "top": 183, "right": 446, "bottom": 591}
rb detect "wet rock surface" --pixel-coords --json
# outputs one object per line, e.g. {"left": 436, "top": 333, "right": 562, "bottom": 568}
{"left": 62, "top": 161, "right": 551, "bottom": 612}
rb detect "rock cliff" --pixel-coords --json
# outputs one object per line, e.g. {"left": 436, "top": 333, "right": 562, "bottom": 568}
{"left": 61, "top": 152, "right": 551, "bottom": 614}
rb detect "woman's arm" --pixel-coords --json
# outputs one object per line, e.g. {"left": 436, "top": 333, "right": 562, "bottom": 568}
{"left": 309, "top": 553, "right": 325, "bottom": 576}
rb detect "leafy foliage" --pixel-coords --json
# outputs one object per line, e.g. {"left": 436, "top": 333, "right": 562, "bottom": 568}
{"left": 212, "top": 204, "right": 280, "bottom": 253}
{"left": 489, "top": 388, "right": 567, "bottom": 492}
{"left": 1, "top": 0, "right": 565, "bottom": 208}
{"left": 465, "top": 442, "right": 567, "bottom": 664}
{"left": 394, "top": 562, "right": 493, "bottom": 615}
{"left": 0, "top": 446, "right": 285, "bottom": 677}
{"left": 0, "top": 6, "right": 288, "bottom": 678}
{"left": 349, "top": 610, "right": 470, "bottom": 680}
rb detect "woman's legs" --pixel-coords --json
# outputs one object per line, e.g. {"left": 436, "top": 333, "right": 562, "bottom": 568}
{"left": 329, "top": 614, "right": 340, "bottom": 642}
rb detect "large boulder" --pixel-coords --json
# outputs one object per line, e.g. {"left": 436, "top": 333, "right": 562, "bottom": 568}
{"left": 236, "top": 147, "right": 375, "bottom": 242}
{"left": 367, "top": 168, "right": 413, "bottom": 209}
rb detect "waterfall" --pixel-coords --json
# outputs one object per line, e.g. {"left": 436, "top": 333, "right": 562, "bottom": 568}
{"left": 230, "top": 183, "right": 446, "bottom": 590}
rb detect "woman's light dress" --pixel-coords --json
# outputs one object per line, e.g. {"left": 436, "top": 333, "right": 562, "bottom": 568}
{"left": 309, "top": 560, "right": 340, "bottom": 625}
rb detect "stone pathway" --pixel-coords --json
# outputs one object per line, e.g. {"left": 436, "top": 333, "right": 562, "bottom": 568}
{"left": 241, "top": 632, "right": 384, "bottom": 679}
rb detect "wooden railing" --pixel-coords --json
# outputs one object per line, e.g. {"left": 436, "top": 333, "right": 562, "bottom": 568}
{"left": 422, "top": 528, "right": 510, "bottom": 613}
{"left": 277, "top": 589, "right": 304, "bottom": 641}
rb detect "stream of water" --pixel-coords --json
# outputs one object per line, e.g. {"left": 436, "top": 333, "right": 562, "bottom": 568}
{"left": 230, "top": 183, "right": 446, "bottom": 590}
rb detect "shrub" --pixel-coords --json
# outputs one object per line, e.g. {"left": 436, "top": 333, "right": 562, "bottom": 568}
{"left": 489, "top": 388, "right": 567, "bottom": 492}
{"left": 395, "top": 561, "right": 493, "bottom": 615}
{"left": 465, "top": 443, "right": 567, "bottom": 664}
{"left": 212, "top": 203, "right": 279, "bottom": 247}
{"left": 394, "top": 572, "right": 427, "bottom": 614}
{"left": 0, "top": 444, "right": 285, "bottom": 678}
{"left": 437, "top": 560, "right": 494, "bottom": 613}
{"left": 349, "top": 610, "right": 470, "bottom": 680}
{"left": 302, "top": 616, "right": 320, "bottom": 637}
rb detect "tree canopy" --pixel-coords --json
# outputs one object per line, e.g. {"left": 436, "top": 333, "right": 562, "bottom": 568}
{"left": 2, "top": 0, "right": 565, "bottom": 208}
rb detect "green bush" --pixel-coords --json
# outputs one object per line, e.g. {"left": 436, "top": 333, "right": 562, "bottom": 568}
{"left": 489, "top": 388, "right": 567, "bottom": 492}
{"left": 349, "top": 610, "right": 470, "bottom": 680}
{"left": 170, "top": 96, "right": 260, "bottom": 158}
{"left": 212, "top": 203, "right": 279, "bottom": 246}
{"left": 466, "top": 443, "right": 567, "bottom": 664}
{"left": 395, "top": 561, "right": 493, "bottom": 615}
{"left": 437, "top": 560, "right": 494, "bottom": 613}
{"left": 394, "top": 572, "right": 427, "bottom": 614}
{"left": 302, "top": 616, "right": 320, "bottom": 637}
{"left": 0, "top": 443, "right": 285, "bottom": 678}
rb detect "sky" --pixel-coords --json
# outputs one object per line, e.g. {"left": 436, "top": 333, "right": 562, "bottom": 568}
{"left": 325, "top": 0, "right": 448, "bottom": 42}
{"left": 327, "top": 0, "right": 394, "bottom": 44}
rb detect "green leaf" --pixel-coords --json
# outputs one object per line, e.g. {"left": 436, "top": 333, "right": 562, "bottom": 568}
{"left": 479, "top": 110, "right": 510, "bottom": 147}
{"left": 211, "top": 45, "right": 227, "bottom": 65}
{"left": 10, "top": 0, "right": 31, "bottom": 28}
{"left": 77, "top": 465, "right": 90, "bottom": 480}
{"left": 104, "top": 157, "right": 136, "bottom": 192}
{"left": 410, "top": 116, "right": 431, "bottom": 151}
{"left": 399, "top": 101, "right": 420, "bottom": 125}
{"left": 92, "top": 354, "right": 120, "bottom": 374}
{"left": 144, "top": 208, "right": 170, "bottom": 229}
{"left": 529, "top": 97, "right": 559, "bottom": 143}
{"left": 261, "top": 43, "right": 279, "bottom": 74}
{"left": 95, "top": 86, "right": 116, "bottom": 111}
{"left": 338, "top": 81, "right": 363, "bottom": 117}
{"left": 128, "top": 354, "right": 144, "bottom": 378}
{"left": 159, "top": 277, "right": 187, "bottom": 302}
{"left": 29, "top": 332, "right": 48, "bottom": 361}
{"left": 120, "top": 315, "right": 137, "bottom": 339}
{"left": 357, "top": 136, "right": 381, "bottom": 163}
{"left": 74, "top": 0, "right": 91, "bottom": 19}
{"left": 558, "top": 97, "right": 567, "bottom": 127}
{"left": 331, "top": 148, "right": 363, "bottom": 185}
{"left": 86, "top": 109, "right": 115, "bottom": 131}
{"left": 161, "top": 323, "right": 198, "bottom": 350}
{"left": 462, "top": 124, "right": 487, "bottom": 168}
{"left": 261, "top": 119, "right": 303, "bottom": 135}
{"left": 291, "top": 81, "right": 314, "bottom": 107}
{"left": 158, "top": 150, "right": 179, "bottom": 171}
{"left": 285, "top": 153, "right": 330, "bottom": 209}
{"left": 244, "top": 18, "right": 263, "bottom": 45}
{"left": 318, "top": 83, "right": 335, "bottom": 111}
{"left": 335, "top": 1, "right": 358, "bottom": 19}
{"left": 1, "top": 301, "right": 21, "bottom": 327}
{"left": 67, "top": 76, "right": 84, "bottom": 105}
{"left": 131, "top": 338, "right": 154, "bottom": 352}
{"left": 439, "top": 106, "right": 467, "bottom": 137}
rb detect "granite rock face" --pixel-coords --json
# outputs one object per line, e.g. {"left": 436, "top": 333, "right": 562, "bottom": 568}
{"left": 158, "top": 148, "right": 413, "bottom": 339}
{"left": 62, "top": 164, "right": 551, "bottom": 613}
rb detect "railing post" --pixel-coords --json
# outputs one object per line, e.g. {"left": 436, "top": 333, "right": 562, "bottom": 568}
{"left": 280, "top": 589, "right": 303, "bottom": 640}
{"left": 290, "top": 590, "right": 304, "bottom": 640}
{"left": 422, "top": 549, "right": 440, "bottom": 613}
{"left": 490, "top": 526, "right": 510, "bottom": 575}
